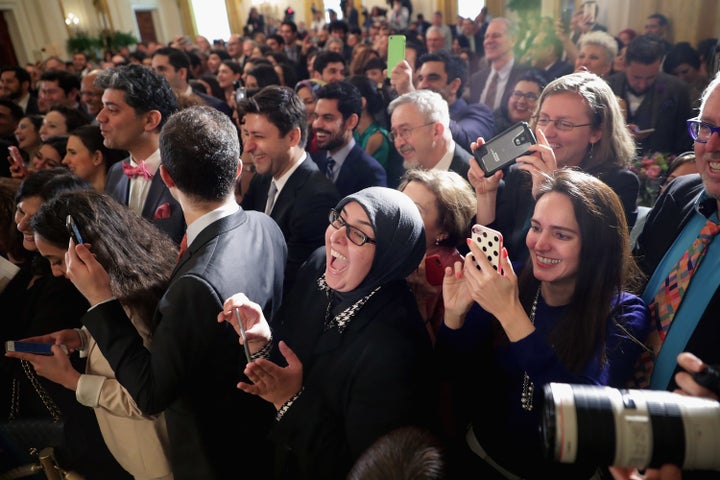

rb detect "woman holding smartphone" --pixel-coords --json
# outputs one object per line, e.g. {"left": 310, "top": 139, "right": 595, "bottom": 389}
{"left": 438, "top": 170, "right": 651, "bottom": 479}
{"left": 470, "top": 71, "right": 639, "bottom": 264}
{"left": 11, "top": 189, "right": 177, "bottom": 480}
{"left": 218, "top": 187, "right": 439, "bottom": 479}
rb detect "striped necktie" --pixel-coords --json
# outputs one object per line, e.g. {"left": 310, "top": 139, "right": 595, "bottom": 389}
{"left": 326, "top": 157, "right": 336, "bottom": 180}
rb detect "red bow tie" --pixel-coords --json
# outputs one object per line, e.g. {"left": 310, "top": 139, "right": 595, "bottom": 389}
{"left": 122, "top": 160, "right": 153, "bottom": 180}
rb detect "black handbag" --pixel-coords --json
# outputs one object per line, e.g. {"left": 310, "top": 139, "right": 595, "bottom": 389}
{"left": 0, "top": 360, "right": 65, "bottom": 465}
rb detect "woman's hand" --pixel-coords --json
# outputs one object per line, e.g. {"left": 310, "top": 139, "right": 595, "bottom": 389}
{"left": 5, "top": 346, "right": 81, "bottom": 391}
{"left": 8, "top": 146, "right": 28, "bottom": 180}
{"left": 20, "top": 329, "right": 82, "bottom": 354}
{"left": 237, "top": 341, "right": 303, "bottom": 410}
{"left": 65, "top": 240, "right": 114, "bottom": 306}
{"left": 516, "top": 128, "right": 556, "bottom": 199}
{"left": 218, "top": 293, "right": 271, "bottom": 355}
{"left": 441, "top": 260, "right": 473, "bottom": 329}
{"left": 468, "top": 137, "right": 503, "bottom": 195}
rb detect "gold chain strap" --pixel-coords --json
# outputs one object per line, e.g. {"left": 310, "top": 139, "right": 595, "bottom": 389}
{"left": 8, "top": 360, "right": 63, "bottom": 422}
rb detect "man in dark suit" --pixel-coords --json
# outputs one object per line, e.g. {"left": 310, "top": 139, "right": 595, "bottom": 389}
{"left": 608, "top": 34, "right": 693, "bottom": 157}
{"left": 469, "top": 17, "right": 530, "bottom": 110}
{"left": 632, "top": 73, "right": 720, "bottom": 440}
{"left": 310, "top": 82, "right": 386, "bottom": 197}
{"left": 388, "top": 89, "right": 472, "bottom": 179}
{"left": 65, "top": 105, "right": 287, "bottom": 479}
{"left": 239, "top": 86, "right": 340, "bottom": 296}
{"left": 151, "top": 47, "right": 233, "bottom": 118}
{"left": 527, "top": 30, "right": 574, "bottom": 81}
{"left": 97, "top": 64, "right": 185, "bottom": 243}
{"left": 0, "top": 66, "right": 39, "bottom": 114}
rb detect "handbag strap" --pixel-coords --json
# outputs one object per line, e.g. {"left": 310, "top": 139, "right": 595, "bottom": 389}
{"left": 9, "top": 360, "right": 62, "bottom": 422}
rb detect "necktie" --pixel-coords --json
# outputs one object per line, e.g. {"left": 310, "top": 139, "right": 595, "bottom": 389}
{"left": 484, "top": 71, "right": 499, "bottom": 111}
{"left": 264, "top": 181, "right": 278, "bottom": 215}
{"left": 177, "top": 233, "right": 188, "bottom": 263}
{"left": 122, "top": 160, "right": 153, "bottom": 180}
{"left": 325, "top": 157, "right": 336, "bottom": 180}
{"left": 630, "top": 218, "right": 720, "bottom": 387}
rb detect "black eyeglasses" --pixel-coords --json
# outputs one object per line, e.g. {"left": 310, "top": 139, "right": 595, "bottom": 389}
{"left": 510, "top": 90, "right": 539, "bottom": 102}
{"left": 328, "top": 209, "right": 376, "bottom": 246}
{"left": 687, "top": 118, "right": 720, "bottom": 144}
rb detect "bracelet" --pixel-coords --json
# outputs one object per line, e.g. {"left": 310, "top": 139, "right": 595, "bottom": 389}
{"left": 251, "top": 334, "right": 273, "bottom": 360}
{"left": 275, "top": 387, "right": 304, "bottom": 422}
{"left": 74, "top": 328, "right": 86, "bottom": 351}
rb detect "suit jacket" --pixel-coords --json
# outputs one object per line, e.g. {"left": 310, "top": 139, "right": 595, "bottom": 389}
{"left": 448, "top": 143, "right": 472, "bottom": 180}
{"left": 242, "top": 158, "right": 340, "bottom": 295}
{"left": 310, "top": 144, "right": 387, "bottom": 197}
{"left": 469, "top": 61, "right": 531, "bottom": 108}
{"left": 448, "top": 97, "right": 494, "bottom": 152}
{"left": 608, "top": 71, "right": 693, "bottom": 156}
{"left": 634, "top": 174, "right": 720, "bottom": 395}
{"left": 267, "top": 250, "right": 437, "bottom": 479}
{"left": 24, "top": 95, "right": 40, "bottom": 115}
{"left": 105, "top": 158, "right": 186, "bottom": 244}
{"left": 544, "top": 59, "right": 574, "bottom": 81}
{"left": 82, "top": 209, "right": 287, "bottom": 480}
{"left": 194, "top": 89, "right": 233, "bottom": 118}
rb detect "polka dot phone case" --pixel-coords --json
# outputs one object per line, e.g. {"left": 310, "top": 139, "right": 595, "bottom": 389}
{"left": 471, "top": 224, "right": 504, "bottom": 274}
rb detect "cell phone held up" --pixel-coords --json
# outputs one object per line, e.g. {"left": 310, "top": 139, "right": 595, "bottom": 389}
{"left": 386, "top": 34, "right": 406, "bottom": 78}
{"left": 470, "top": 224, "right": 504, "bottom": 274}
{"left": 66, "top": 214, "right": 83, "bottom": 245}
{"left": 474, "top": 121, "right": 537, "bottom": 176}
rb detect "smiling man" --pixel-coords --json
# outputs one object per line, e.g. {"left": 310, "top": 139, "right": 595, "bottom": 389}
{"left": 309, "top": 82, "right": 386, "bottom": 197}
{"left": 468, "top": 17, "right": 529, "bottom": 110}
{"left": 239, "top": 86, "right": 340, "bottom": 295}
{"left": 388, "top": 89, "right": 472, "bottom": 178}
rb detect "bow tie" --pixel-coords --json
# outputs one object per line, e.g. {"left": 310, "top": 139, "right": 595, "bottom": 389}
{"left": 122, "top": 160, "right": 153, "bottom": 180}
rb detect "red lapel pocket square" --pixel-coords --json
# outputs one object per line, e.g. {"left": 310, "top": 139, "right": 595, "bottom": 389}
{"left": 153, "top": 202, "right": 171, "bottom": 220}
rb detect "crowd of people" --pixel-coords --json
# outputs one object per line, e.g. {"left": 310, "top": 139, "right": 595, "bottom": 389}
{"left": 0, "top": 1, "right": 719, "bottom": 479}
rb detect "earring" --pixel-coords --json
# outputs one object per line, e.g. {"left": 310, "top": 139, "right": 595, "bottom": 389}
{"left": 434, "top": 237, "right": 441, "bottom": 246}
{"left": 588, "top": 142, "right": 594, "bottom": 160}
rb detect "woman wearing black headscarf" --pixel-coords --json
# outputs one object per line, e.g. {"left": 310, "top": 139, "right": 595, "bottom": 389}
{"left": 219, "top": 187, "right": 438, "bottom": 480}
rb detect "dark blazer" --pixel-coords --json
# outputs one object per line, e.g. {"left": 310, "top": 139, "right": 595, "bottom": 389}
{"left": 469, "top": 61, "right": 531, "bottom": 108}
{"left": 82, "top": 209, "right": 287, "bottom": 480}
{"left": 242, "top": 158, "right": 340, "bottom": 294}
{"left": 607, "top": 71, "right": 693, "bottom": 156}
{"left": 268, "top": 250, "right": 437, "bottom": 479}
{"left": 105, "top": 158, "right": 185, "bottom": 244}
{"left": 310, "top": 144, "right": 387, "bottom": 197}
{"left": 634, "top": 174, "right": 720, "bottom": 391}
{"left": 449, "top": 143, "right": 473, "bottom": 180}
{"left": 24, "top": 95, "right": 40, "bottom": 115}
{"left": 493, "top": 164, "right": 638, "bottom": 263}
{"left": 194, "top": 89, "right": 233, "bottom": 118}
{"left": 544, "top": 59, "right": 574, "bottom": 81}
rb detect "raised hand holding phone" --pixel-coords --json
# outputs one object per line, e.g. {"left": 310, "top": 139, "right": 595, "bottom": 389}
{"left": 7, "top": 146, "right": 28, "bottom": 179}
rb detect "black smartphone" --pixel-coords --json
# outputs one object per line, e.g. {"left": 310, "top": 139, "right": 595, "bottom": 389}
{"left": 474, "top": 122, "right": 537, "bottom": 176}
{"left": 5, "top": 341, "right": 68, "bottom": 355}
{"left": 66, "top": 214, "right": 83, "bottom": 244}
{"left": 561, "top": 8, "right": 573, "bottom": 32}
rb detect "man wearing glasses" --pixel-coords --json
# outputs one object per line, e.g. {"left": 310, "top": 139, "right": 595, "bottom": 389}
{"left": 632, "top": 73, "right": 720, "bottom": 442}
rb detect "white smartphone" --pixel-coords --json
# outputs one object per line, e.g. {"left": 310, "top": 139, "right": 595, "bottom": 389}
{"left": 471, "top": 224, "right": 504, "bottom": 274}
{"left": 5, "top": 341, "right": 68, "bottom": 356}
{"left": 233, "top": 308, "right": 252, "bottom": 364}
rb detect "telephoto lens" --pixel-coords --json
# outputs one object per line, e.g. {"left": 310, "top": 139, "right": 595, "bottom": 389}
{"left": 541, "top": 383, "right": 720, "bottom": 471}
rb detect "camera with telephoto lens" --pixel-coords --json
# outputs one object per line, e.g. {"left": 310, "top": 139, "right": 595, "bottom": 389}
{"left": 541, "top": 368, "right": 720, "bottom": 472}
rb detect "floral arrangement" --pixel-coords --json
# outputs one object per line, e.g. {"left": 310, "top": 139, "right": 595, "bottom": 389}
{"left": 631, "top": 151, "right": 675, "bottom": 207}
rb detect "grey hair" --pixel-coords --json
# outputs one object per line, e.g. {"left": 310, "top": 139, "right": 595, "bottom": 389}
{"left": 489, "top": 17, "right": 518, "bottom": 40}
{"left": 388, "top": 90, "right": 450, "bottom": 128}
{"left": 579, "top": 31, "right": 619, "bottom": 65}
